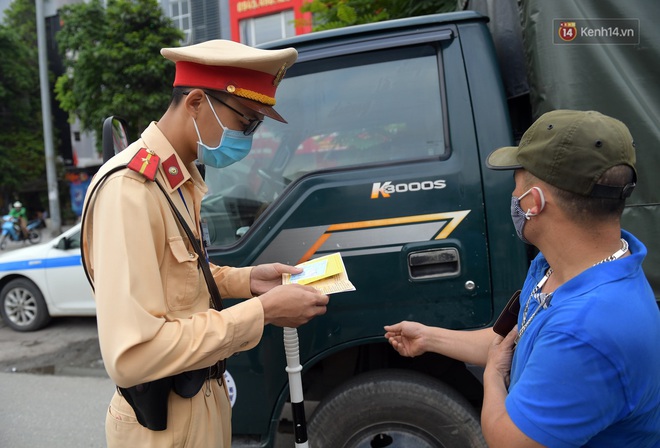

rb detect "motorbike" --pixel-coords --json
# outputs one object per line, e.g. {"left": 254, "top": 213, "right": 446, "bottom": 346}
{"left": 0, "top": 215, "right": 42, "bottom": 250}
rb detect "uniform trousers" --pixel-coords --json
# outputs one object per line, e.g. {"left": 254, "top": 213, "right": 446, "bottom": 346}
{"left": 106, "top": 379, "right": 231, "bottom": 447}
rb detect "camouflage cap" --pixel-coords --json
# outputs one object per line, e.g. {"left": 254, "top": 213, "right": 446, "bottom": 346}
{"left": 486, "top": 110, "right": 637, "bottom": 198}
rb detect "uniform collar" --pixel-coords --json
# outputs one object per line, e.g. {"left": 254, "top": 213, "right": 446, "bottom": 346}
{"left": 140, "top": 122, "right": 207, "bottom": 194}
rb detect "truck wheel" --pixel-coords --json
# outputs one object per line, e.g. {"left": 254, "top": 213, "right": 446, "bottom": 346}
{"left": 0, "top": 278, "right": 51, "bottom": 331}
{"left": 307, "top": 369, "right": 486, "bottom": 448}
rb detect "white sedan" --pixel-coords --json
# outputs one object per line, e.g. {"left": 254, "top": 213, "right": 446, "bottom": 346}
{"left": 0, "top": 223, "right": 95, "bottom": 331}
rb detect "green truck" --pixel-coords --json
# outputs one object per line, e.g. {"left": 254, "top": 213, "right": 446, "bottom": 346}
{"left": 106, "top": 1, "right": 658, "bottom": 446}
{"left": 212, "top": 10, "right": 525, "bottom": 448}
{"left": 216, "top": 2, "right": 659, "bottom": 447}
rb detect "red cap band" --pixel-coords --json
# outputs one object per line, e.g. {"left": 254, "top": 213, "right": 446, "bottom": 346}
{"left": 173, "top": 61, "right": 277, "bottom": 102}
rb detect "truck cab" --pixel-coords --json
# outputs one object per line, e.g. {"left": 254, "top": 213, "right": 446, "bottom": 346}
{"left": 201, "top": 12, "right": 528, "bottom": 447}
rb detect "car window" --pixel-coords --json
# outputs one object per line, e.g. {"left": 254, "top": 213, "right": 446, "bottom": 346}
{"left": 66, "top": 230, "right": 81, "bottom": 249}
{"left": 202, "top": 44, "right": 446, "bottom": 246}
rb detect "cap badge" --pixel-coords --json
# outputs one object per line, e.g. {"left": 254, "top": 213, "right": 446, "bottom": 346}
{"left": 226, "top": 85, "right": 236, "bottom": 93}
{"left": 273, "top": 63, "right": 288, "bottom": 86}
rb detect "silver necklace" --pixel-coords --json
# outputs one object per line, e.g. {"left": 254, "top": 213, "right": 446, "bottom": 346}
{"left": 515, "top": 238, "right": 629, "bottom": 344}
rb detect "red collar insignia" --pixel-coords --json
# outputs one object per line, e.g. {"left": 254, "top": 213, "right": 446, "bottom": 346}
{"left": 162, "top": 155, "right": 185, "bottom": 189}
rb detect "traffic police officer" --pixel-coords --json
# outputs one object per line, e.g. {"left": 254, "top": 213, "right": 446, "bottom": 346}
{"left": 82, "top": 40, "right": 329, "bottom": 447}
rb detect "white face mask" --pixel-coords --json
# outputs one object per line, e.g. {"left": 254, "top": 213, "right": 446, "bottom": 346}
{"left": 193, "top": 95, "right": 253, "bottom": 168}
{"left": 510, "top": 186, "right": 545, "bottom": 244}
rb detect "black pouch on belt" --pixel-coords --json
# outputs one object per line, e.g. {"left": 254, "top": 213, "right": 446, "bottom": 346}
{"left": 118, "top": 361, "right": 224, "bottom": 431}
{"left": 173, "top": 367, "right": 207, "bottom": 398}
{"left": 118, "top": 376, "right": 174, "bottom": 431}
{"left": 173, "top": 359, "right": 226, "bottom": 398}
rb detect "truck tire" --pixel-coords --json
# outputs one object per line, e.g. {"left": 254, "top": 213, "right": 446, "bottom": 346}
{"left": 307, "top": 369, "right": 486, "bottom": 448}
{"left": 0, "top": 278, "right": 51, "bottom": 331}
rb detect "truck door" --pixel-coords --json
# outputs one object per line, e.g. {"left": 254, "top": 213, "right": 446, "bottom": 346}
{"left": 201, "top": 28, "right": 494, "bottom": 437}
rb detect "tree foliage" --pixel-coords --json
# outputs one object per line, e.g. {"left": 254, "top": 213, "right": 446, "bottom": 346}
{"left": 55, "top": 0, "right": 183, "bottom": 142}
{"left": 0, "top": 0, "right": 46, "bottom": 203}
{"left": 300, "top": 0, "right": 459, "bottom": 31}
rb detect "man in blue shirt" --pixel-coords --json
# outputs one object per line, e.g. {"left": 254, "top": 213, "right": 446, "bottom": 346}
{"left": 385, "top": 110, "right": 660, "bottom": 447}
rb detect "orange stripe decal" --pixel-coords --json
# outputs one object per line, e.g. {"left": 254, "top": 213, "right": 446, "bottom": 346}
{"left": 434, "top": 210, "right": 470, "bottom": 239}
{"left": 327, "top": 212, "right": 468, "bottom": 232}
{"left": 298, "top": 233, "right": 332, "bottom": 264}
{"left": 297, "top": 211, "right": 471, "bottom": 263}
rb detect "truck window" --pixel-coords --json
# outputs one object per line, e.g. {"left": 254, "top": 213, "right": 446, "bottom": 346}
{"left": 202, "top": 44, "right": 446, "bottom": 246}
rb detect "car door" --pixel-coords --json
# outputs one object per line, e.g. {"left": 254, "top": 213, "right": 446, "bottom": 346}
{"left": 44, "top": 227, "right": 94, "bottom": 314}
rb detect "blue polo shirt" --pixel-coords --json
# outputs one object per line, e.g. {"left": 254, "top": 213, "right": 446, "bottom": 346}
{"left": 506, "top": 230, "right": 660, "bottom": 447}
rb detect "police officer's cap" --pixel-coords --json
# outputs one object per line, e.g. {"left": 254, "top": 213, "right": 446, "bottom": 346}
{"left": 161, "top": 40, "right": 297, "bottom": 123}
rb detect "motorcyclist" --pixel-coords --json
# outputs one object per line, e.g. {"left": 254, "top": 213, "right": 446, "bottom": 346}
{"left": 9, "top": 201, "right": 28, "bottom": 239}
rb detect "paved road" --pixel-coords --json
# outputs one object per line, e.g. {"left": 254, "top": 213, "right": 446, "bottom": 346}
{"left": 0, "top": 315, "right": 112, "bottom": 448}
{"left": 0, "top": 371, "right": 114, "bottom": 447}
{"left": 0, "top": 369, "right": 300, "bottom": 447}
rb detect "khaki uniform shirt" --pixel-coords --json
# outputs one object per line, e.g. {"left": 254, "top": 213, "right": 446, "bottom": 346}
{"left": 83, "top": 122, "right": 264, "bottom": 447}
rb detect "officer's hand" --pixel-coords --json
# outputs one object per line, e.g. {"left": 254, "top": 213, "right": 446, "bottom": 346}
{"left": 384, "top": 321, "right": 429, "bottom": 358}
{"left": 250, "top": 263, "right": 303, "bottom": 296}
{"left": 259, "top": 284, "right": 328, "bottom": 328}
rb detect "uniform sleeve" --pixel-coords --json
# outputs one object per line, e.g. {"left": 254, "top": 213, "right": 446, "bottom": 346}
{"left": 211, "top": 265, "right": 253, "bottom": 298}
{"left": 505, "top": 331, "right": 625, "bottom": 447}
{"left": 89, "top": 174, "right": 264, "bottom": 388}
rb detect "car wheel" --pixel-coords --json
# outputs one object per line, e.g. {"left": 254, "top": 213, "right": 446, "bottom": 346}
{"left": 0, "top": 278, "right": 51, "bottom": 331}
{"left": 308, "top": 369, "right": 487, "bottom": 448}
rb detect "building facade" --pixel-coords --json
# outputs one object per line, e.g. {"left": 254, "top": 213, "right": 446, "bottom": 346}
{"left": 158, "top": 0, "right": 312, "bottom": 46}
{"left": 228, "top": 0, "right": 311, "bottom": 45}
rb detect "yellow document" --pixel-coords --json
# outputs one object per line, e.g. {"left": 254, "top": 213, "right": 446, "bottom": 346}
{"left": 282, "top": 252, "right": 356, "bottom": 295}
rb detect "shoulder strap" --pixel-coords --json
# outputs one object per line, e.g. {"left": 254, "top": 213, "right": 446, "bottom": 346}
{"left": 80, "top": 165, "right": 130, "bottom": 292}
{"left": 81, "top": 165, "right": 223, "bottom": 311}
